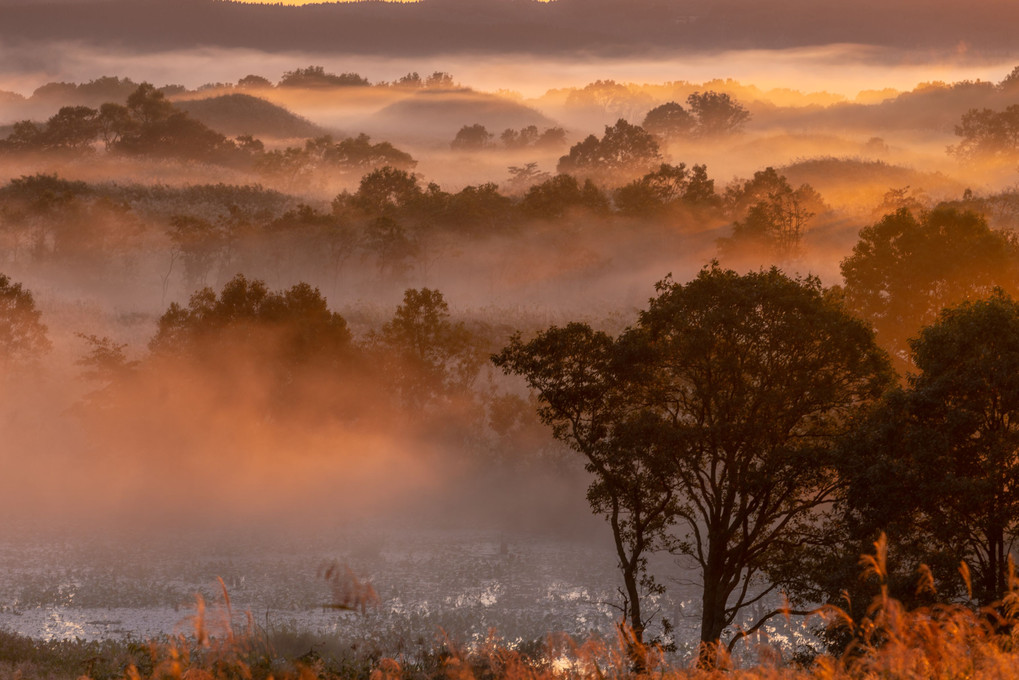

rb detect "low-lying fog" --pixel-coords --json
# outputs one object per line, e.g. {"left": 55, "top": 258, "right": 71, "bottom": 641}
{"left": 1, "top": 45, "right": 1018, "bottom": 655}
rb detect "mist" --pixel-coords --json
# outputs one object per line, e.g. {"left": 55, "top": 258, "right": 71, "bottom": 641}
{"left": 1, "top": 9, "right": 1019, "bottom": 664}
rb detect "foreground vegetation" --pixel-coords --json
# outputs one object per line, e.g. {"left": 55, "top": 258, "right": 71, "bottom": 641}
{"left": 5, "top": 539, "right": 1019, "bottom": 680}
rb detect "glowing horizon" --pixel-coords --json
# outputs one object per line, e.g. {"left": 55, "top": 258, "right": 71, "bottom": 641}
{"left": 228, "top": 0, "right": 555, "bottom": 4}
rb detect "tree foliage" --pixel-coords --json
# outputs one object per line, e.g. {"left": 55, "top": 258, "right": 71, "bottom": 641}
{"left": 641, "top": 93, "right": 751, "bottom": 140}
{"left": 686, "top": 92, "right": 751, "bottom": 137}
{"left": 641, "top": 102, "right": 696, "bottom": 140}
{"left": 376, "top": 288, "right": 482, "bottom": 411}
{"left": 278, "top": 66, "right": 369, "bottom": 88}
{"left": 495, "top": 265, "right": 893, "bottom": 663}
{"left": 556, "top": 119, "right": 661, "bottom": 181}
{"left": 904, "top": 293, "right": 1019, "bottom": 604}
{"left": 720, "top": 167, "right": 826, "bottom": 259}
{"left": 450, "top": 124, "right": 493, "bottom": 151}
{"left": 840, "top": 206, "right": 1019, "bottom": 366}
{"left": 614, "top": 163, "right": 720, "bottom": 215}
{"left": 519, "top": 174, "right": 609, "bottom": 219}
{"left": 805, "top": 291, "right": 1019, "bottom": 627}
{"left": 0, "top": 273, "right": 50, "bottom": 369}
{"left": 150, "top": 274, "right": 351, "bottom": 370}
{"left": 949, "top": 105, "right": 1019, "bottom": 162}
{"left": 493, "top": 322, "right": 674, "bottom": 652}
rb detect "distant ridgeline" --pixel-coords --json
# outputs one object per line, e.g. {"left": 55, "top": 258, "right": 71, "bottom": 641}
{"left": 0, "top": 0, "right": 1016, "bottom": 56}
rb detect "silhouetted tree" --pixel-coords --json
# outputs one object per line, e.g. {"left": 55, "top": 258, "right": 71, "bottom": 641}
{"left": 949, "top": 105, "right": 1019, "bottom": 162}
{"left": 237, "top": 74, "right": 272, "bottom": 89}
{"left": 805, "top": 291, "right": 1019, "bottom": 623}
{"left": 151, "top": 274, "right": 351, "bottom": 369}
{"left": 500, "top": 125, "right": 567, "bottom": 149}
{"left": 637, "top": 266, "right": 891, "bottom": 664}
{"left": 888, "top": 292, "right": 1019, "bottom": 605}
{"left": 496, "top": 266, "right": 893, "bottom": 664}
{"left": 450, "top": 124, "right": 493, "bottom": 151}
{"left": 349, "top": 166, "right": 423, "bottom": 215}
{"left": 167, "top": 215, "right": 224, "bottom": 289}
{"left": 686, "top": 91, "right": 751, "bottom": 137}
{"left": 720, "top": 167, "right": 825, "bottom": 259}
{"left": 376, "top": 288, "right": 482, "bottom": 410}
{"left": 494, "top": 322, "right": 675, "bottom": 654}
{"left": 444, "top": 183, "right": 514, "bottom": 232}
{"left": 505, "top": 162, "right": 551, "bottom": 194}
{"left": 557, "top": 119, "right": 661, "bottom": 181}
{"left": 641, "top": 102, "right": 696, "bottom": 140}
{"left": 565, "top": 80, "right": 654, "bottom": 122}
{"left": 362, "top": 216, "right": 418, "bottom": 277}
{"left": 259, "top": 136, "right": 416, "bottom": 185}
{"left": 0, "top": 106, "right": 100, "bottom": 154}
{"left": 840, "top": 206, "right": 1019, "bottom": 367}
{"left": 614, "top": 163, "right": 720, "bottom": 215}
{"left": 278, "top": 66, "right": 369, "bottom": 88}
{"left": 424, "top": 72, "right": 456, "bottom": 89}
{"left": 520, "top": 174, "right": 609, "bottom": 219}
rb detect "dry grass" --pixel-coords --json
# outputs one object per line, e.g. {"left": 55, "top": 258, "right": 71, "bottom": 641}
{"left": 9, "top": 538, "right": 1019, "bottom": 680}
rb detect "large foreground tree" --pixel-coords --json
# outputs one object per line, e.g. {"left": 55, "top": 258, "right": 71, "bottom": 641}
{"left": 495, "top": 265, "right": 892, "bottom": 665}
{"left": 827, "top": 291, "right": 1019, "bottom": 609}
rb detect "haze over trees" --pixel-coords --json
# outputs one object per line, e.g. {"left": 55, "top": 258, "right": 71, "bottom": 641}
{"left": 642, "top": 92, "right": 752, "bottom": 140}
{"left": 6, "top": 56, "right": 1019, "bottom": 674}
{"left": 0, "top": 273, "right": 50, "bottom": 370}
{"left": 840, "top": 206, "right": 1019, "bottom": 367}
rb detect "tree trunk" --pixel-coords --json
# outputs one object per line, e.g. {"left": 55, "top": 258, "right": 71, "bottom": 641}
{"left": 609, "top": 502, "right": 646, "bottom": 670}
{"left": 697, "top": 557, "right": 730, "bottom": 669}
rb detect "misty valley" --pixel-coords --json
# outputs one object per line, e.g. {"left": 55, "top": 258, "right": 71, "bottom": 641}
{"left": 2, "top": 58, "right": 1019, "bottom": 679}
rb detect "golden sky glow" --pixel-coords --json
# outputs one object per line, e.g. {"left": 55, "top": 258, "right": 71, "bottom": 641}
{"left": 236, "top": 1, "right": 421, "bottom": 4}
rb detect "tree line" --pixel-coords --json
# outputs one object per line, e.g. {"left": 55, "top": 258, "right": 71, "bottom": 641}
{"left": 3, "top": 194, "right": 1019, "bottom": 665}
